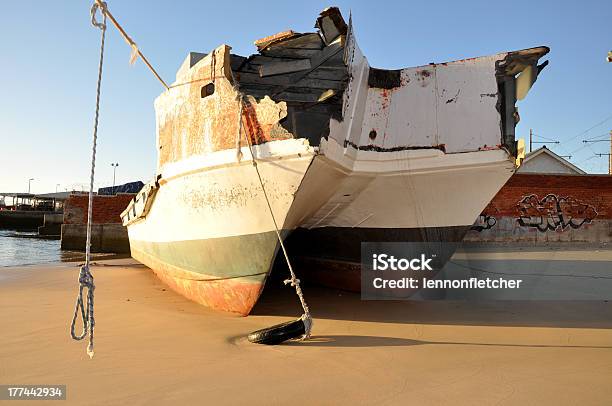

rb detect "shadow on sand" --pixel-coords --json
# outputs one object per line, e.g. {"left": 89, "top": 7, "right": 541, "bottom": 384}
{"left": 252, "top": 275, "right": 612, "bottom": 330}
{"left": 281, "top": 335, "right": 612, "bottom": 349}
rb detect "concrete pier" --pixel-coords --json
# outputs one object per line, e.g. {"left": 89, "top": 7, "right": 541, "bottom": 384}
{"left": 38, "top": 213, "right": 63, "bottom": 236}
{"left": 0, "top": 210, "right": 47, "bottom": 229}
{"left": 60, "top": 223, "right": 129, "bottom": 253}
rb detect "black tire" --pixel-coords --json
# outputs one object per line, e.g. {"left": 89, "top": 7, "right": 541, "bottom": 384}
{"left": 248, "top": 318, "right": 306, "bottom": 345}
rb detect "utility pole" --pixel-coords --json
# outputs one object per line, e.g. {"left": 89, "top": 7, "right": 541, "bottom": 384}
{"left": 529, "top": 128, "right": 532, "bottom": 152}
{"left": 28, "top": 178, "right": 34, "bottom": 194}
{"left": 111, "top": 162, "right": 119, "bottom": 194}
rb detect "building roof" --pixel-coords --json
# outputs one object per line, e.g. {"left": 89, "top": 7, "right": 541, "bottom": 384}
{"left": 0, "top": 192, "right": 72, "bottom": 200}
{"left": 518, "top": 146, "right": 586, "bottom": 175}
{"left": 0, "top": 193, "right": 34, "bottom": 198}
{"left": 35, "top": 192, "right": 72, "bottom": 200}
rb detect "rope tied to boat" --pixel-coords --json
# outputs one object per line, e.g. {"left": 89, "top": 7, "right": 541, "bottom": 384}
{"left": 69, "top": 0, "right": 107, "bottom": 359}
{"left": 92, "top": 0, "right": 169, "bottom": 89}
{"left": 236, "top": 94, "right": 312, "bottom": 339}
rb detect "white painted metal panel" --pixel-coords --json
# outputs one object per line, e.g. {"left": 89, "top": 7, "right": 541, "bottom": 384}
{"left": 435, "top": 57, "right": 501, "bottom": 153}
{"left": 379, "top": 68, "right": 438, "bottom": 149}
{"left": 297, "top": 149, "right": 515, "bottom": 229}
{"left": 328, "top": 28, "right": 369, "bottom": 158}
{"left": 353, "top": 59, "right": 502, "bottom": 154}
{"left": 331, "top": 47, "right": 511, "bottom": 156}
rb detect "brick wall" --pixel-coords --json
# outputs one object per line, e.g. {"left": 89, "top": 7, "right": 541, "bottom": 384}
{"left": 466, "top": 173, "right": 612, "bottom": 243}
{"left": 63, "top": 194, "right": 134, "bottom": 225}
{"left": 481, "top": 174, "right": 612, "bottom": 219}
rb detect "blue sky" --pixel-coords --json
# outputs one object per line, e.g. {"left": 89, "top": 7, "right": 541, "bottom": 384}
{"left": 1, "top": 0, "right": 610, "bottom": 194}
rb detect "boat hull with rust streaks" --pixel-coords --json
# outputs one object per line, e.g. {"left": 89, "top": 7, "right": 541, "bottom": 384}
{"left": 121, "top": 7, "right": 549, "bottom": 314}
{"left": 124, "top": 142, "right": 316, "bottom": 315}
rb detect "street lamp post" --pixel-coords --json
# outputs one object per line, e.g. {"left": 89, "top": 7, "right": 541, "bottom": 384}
{"left": 28, "top": 178, "right": 34, "bottom": 194}
{"left": 111, "top": 163, "right": 119, "bottom": 194}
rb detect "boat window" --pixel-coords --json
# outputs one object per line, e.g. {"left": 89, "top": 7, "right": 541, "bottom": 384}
{"left": 201, "top": 83, "right": 215, "bottom": 98}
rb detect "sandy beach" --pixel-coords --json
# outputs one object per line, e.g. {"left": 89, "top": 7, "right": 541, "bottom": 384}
{"left": 1, "top": 258, "right": 612, "bottom": 405}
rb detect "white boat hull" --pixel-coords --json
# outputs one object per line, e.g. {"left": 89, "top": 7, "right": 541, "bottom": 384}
{"left": 121, "top": 8, "right": 548, "bottom": 314}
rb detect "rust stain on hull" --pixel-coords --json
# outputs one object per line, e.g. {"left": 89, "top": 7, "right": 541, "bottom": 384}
{"left": 132, "top": 248, "right": 265, "bottom": 316}
{"left": 156, "top": 45, "right": 292, "bottom": 171}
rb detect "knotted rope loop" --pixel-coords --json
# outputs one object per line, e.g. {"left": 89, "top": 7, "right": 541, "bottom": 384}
{"left": 70, "top": 265, "right": 96, "bottom": 359}
{"left": 90, "top": 0, "right": 107, "bottom": 30}
{"left": 283, "top": 278, "right": 301, "bottom": 287}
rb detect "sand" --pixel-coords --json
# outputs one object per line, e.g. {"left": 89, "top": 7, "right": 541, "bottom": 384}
{"left": 1, "top": 258, "right": 612, "bottom": 405}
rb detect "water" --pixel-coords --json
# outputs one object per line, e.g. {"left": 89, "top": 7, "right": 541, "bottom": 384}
{"left": 0, "top": 229, "right": 62, "bottom": 267}
{"left": 0, "top": 229, "right": 119, "bottom": 267}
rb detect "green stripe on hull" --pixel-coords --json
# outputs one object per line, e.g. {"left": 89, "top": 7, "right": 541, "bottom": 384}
{"left": 130, "top": 231, "right": 282, "bottom": 282}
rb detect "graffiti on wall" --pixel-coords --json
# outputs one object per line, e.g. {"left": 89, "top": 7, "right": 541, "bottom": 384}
{"left": 471, "top": 214, "right": 497, "bottom": 232}
{"left": 517, "top": 194, "right": 597, "bottom": 232}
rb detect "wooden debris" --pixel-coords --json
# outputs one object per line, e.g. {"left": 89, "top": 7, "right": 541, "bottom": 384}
{"left": 254, "top": 30, "right": 296, "bottom": 50}
{"left": 259, "top": 59, "right": 311, "bottom": 77}
{"left": 315, "top": 7, "right": 348, "bottom": 45}
{"left": 228, "top": 9, "right": 349, "bottom": 143}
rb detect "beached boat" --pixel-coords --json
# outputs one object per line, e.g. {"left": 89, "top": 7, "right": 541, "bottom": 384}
{"left": 121, "top": 7, "right": 549, "bottom": 314}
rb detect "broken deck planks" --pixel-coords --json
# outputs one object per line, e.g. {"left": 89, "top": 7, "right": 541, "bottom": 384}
{"left": 235, "top": 72, "right": 344, "bottom": 90}
{"left": 259, "top": 59, "right": 312, "bottom": 77}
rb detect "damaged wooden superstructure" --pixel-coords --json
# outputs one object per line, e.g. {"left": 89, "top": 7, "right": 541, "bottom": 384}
{"left": 122, "top": 7, "right": 549, "bottom": 314}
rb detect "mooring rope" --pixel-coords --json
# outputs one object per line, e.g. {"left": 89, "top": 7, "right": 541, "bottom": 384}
{"left": 237, "top": 94, "right": 312, "bottom": 339}
{"left": 70, "top": 1, "right": 107, "bottom": 359}
{"left": 94, "top": 0, "right": 169, "bottom": 90}
{"left": 71, "top": 0, "right": 312, "bottom": 351}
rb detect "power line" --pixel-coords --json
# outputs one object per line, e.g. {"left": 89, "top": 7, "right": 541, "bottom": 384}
{"left": 584, "top": 132, "right": 610, "bottom": 141}
{"left": 533, "top": 134, "right": 558, "bottom": 142}
{"left": 582, "top": 131, "right": 611, "bottom": 144}
{"left": 570, "top": 136, "right": 610, "bottom": 160}
{"left": 569, "top": 142, "right": 591, "bottom": 155}
{"left": 563, "top": 112, "right": 612, "bottom": 143}
{"left": 576, "top": 154, "right": 598, "bottom": 165}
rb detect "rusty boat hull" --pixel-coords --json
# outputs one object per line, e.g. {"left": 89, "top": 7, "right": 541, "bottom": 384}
{"left": 129, "top": 233, "right": 278, "bottom": 315}
{"left": 121, "top": 7, "right": 549, "bottom": 314}
{"left": 123, "top": 141, "right": 317, "bottom": 315}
